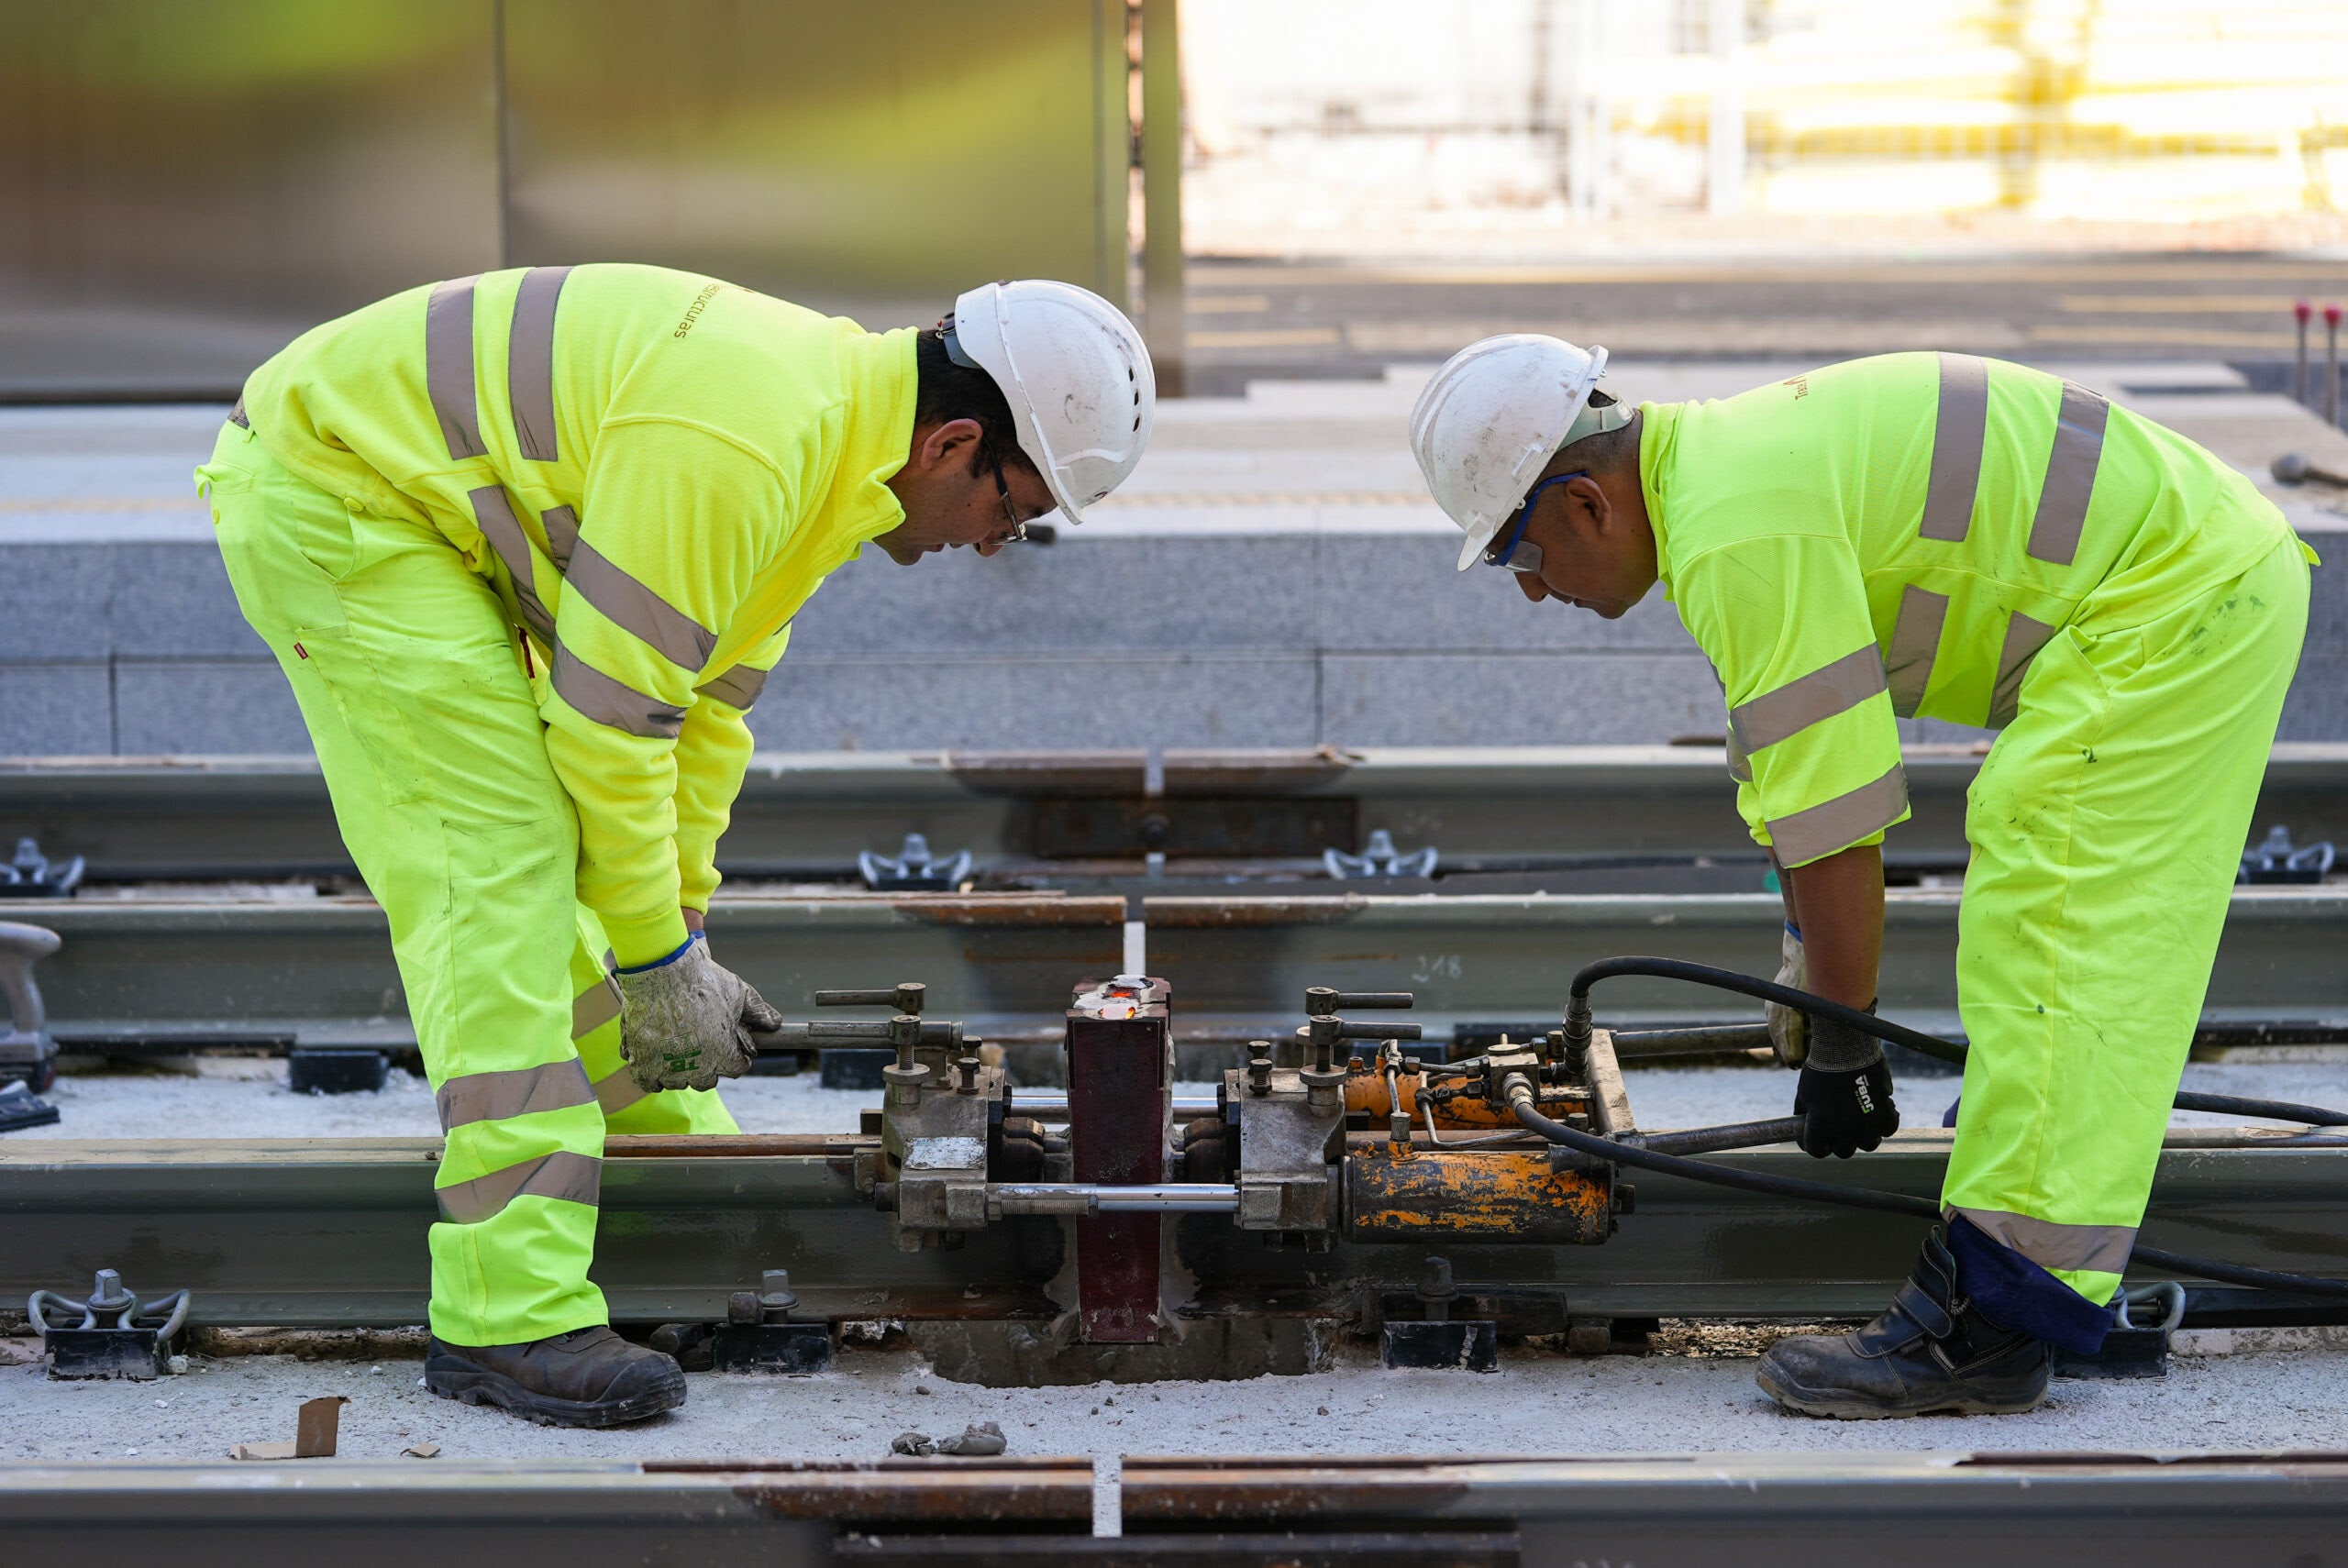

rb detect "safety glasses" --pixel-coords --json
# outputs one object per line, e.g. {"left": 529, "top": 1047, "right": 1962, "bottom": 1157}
{"left": 985, "top": 449, "right": 1031, "bottom": 545}
{"left": 1481, "top": 469, "right": 1586, "bottom": 574}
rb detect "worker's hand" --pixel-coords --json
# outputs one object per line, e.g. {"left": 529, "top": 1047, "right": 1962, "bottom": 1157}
{"left": 613, "top": 933, "right": 782, "bottom": 1093}
{"left": 1766, "top": 922, "right": 1808, "bottom": 1066}
{"left": 1791, "top": 1012, "right": 1898, "bottom": 1158}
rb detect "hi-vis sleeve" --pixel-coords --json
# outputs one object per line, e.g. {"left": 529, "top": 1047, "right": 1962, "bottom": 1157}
{"left": 541, "top": 419, "right": 794, "bottom": 965}
{"left": 673, "top": 624, "right": 792, "bottom": 913}
{"left": 1675, "top": 537, "right": 1908, "bottom": 868}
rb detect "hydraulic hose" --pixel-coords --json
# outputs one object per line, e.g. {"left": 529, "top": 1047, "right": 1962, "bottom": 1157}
{"left": 1534, "top": 957, "right": 2348, "bottom": 1297}
{"left": 1566, "top": 955, "right": 2348, "bottom": 1126}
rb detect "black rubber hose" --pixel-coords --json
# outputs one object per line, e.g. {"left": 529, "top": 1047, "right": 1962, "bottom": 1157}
{"left": 1567, "top": 955, "right": 2348, "bottom": 1126}
{"left": 1510, "top": 1097, "right": 2348, "bottom": 1298}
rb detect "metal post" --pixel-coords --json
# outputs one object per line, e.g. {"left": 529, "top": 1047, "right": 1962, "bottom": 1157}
{"left": 2329, "top": 304, "right": 2342, "bottom": 429}
{"left": 1138, "top": 0, "right": 1186, "bottom": 398}
{"left": 2297, "top": 300, "right": 2313, "bottom": 405}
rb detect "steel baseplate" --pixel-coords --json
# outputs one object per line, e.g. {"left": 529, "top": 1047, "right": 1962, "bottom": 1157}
{"left": 1379, "top": 1318, "right": 1500, "bottom": 1372}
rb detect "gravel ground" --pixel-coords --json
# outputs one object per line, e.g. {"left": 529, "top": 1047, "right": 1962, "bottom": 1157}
{"left": 6, "top": 1331, "right": 2346, "bottom": 1463}
{"left": 16, "top": 1057, "right": 2348, "bottom": 1140}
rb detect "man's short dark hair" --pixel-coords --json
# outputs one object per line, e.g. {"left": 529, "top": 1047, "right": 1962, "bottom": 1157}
{"left": 914, "top": 326, "right": 1034, "bottom": 474}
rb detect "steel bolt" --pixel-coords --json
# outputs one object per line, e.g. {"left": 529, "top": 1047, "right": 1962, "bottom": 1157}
{"left": 1246, "top": 1044, "right": 1273, "bottom": 1096}
{"left": 759, "top": 1268, "right": 798, "bottom": 1321}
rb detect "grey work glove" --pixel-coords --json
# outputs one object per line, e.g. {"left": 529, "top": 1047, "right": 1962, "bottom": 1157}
{"left": 1766, "top": 922, "right": 1809, "bottom": 1066}
{"left": 614, "top": 934, "right": 782, "bottom": 1093}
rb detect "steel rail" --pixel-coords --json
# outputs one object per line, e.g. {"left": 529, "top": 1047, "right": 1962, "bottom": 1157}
{"left": 6, "top": 744, "right": 2344, "bottom": 879}
{"left": 9, "top": 1452, "right": 2348, "bottom": 1562}
{"left": 5, "top": 1131, "right": 2343, "bottom": 1330}
{"left": 22, "top": 888, "right": 2348, "bottom": 1057}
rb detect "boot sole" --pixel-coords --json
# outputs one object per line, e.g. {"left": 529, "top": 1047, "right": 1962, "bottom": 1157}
{"left": 426, "top": 1362, "right": 686, "bottom": 1430}
{"left": 1755, "top": 1361, "right": 2048, "bottom": 1420}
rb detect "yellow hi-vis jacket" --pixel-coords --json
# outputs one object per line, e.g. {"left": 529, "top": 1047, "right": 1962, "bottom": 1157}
{"left": 1639, "top": 352, "right": 2314, "bottom": 867}
{"left": 239, "top": 263, "right": 917, "bottom": 965}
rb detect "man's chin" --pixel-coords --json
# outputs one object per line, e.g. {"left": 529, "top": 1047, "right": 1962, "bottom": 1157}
{"left": 875, "top": 536, "right": 924, "bottom": 566}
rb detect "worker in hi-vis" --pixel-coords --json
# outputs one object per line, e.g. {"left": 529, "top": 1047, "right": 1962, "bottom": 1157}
{"left": 197, "top": 267, "right": 1154, "bottom": 1426}
{"left": 1411, "top": 338, "right": 2313, "bottom": 1419}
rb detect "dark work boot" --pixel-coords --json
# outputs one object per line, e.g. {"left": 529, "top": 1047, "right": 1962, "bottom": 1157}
{"left": 1755, "top": 1227, "right": 2050, "bottom": 1419}
{"left": 426, "top": 1326, "right": 686, "bottom": 1428}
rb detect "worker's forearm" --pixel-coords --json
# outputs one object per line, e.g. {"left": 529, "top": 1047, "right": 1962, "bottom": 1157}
{"left": 1783, "top": 843, "right": 1884, "bottom": 1010}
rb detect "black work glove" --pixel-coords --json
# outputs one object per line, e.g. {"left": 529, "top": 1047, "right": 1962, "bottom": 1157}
{"left": 1792, "top": 1009, "right": 1898, "bottom": 1158}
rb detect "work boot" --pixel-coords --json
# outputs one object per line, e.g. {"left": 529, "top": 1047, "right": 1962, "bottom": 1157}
{"left": 1755, "top": 1227, "right": 2050, "bottom": 1419}
{"left": 426, "top": 1326, "right": 686, "bottom": 1428}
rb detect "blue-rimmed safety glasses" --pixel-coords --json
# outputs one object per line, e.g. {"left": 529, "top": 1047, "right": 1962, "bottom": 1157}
{"left": 1480, "top": 469, "right": 1586, "bottom": 574}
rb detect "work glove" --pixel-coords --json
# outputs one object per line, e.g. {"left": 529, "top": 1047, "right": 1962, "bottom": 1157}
{"left": 1792, "top": 1010, "right": 1899, "bottom": 1159}
{"left": 614, "top": 933, "right": 782, "bottom": 1094}
{"left": 1765, "top": 922, "right": 1808, "bottom": 1066}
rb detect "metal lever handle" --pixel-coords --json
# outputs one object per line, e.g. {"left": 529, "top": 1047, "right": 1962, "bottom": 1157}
{"left": 815, "top": 983, "right": 925, "bottom": 1014}
{"left": 1335, "top": 1021, "right": 1422, "bottom": 1041}
{"left": 755, "top": 1019, "right": 962, "bottom": 1046}
{"left": 1304, "top": 986, "right": 1414, "bottom": 1016}
{"left": 0, "top": 922, "right": 61, "bottom": 1042}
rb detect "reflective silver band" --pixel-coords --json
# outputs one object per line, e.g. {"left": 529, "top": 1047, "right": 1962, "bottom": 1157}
{"left": 551, "top": 643, "right": 686, "bottom": 739}
{"left": 2026, "top": 381, "right": 2110, "bottom": 566}
{"left": 435, "top": 1058, "right": 595, "bottom": 1132}
{"left": 227, "top": 395, "right": 249, "bottom": 429}
{"left": 593, "top": 1070, "right": 648, "bottom": 1118}
{"left": 567, "top": 539, "right": 719, "bottom": 672}
{"left": 541, "top": 503, "right": 581, "bottom": 573}
{"left": 1724, "top": 724, "right": 1752, "bottom": 783}
{"left": 1921, "top": 353, "right": 1988, "bottom": 543}
{"left": 1765, "top": 763, "right": 1908, "bottom": 867}
{"left": 573, "top": 975, "right": 621, "bottom": 1040}
{"left": 695, "top": 662, "right": 770, "bottom": 712}
{"left": 470, "top": 486, "right": 557, "bottom": 645}
{"left": 1988, "top": 612, "right": 2058, "bottom": 729}
{"left": 1884, "top": 585, "right": 1950, "bottom": 719}
{"left": 1729, "top": 645, "right": 1886, "bottom": 756}
{"left": 1947, "top": 1205, "right": 2135, "bottom": 1277}
{"left": 507, "top": 265, "right": 572, "bottom": 463}
{"left": 426, "top": 276, "right": 486, "bottom": 461}
{"left": 435, "top": 1149, "right": 601, "bottom": 1224}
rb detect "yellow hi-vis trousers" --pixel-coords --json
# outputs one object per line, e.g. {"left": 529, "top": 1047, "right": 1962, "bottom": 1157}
{"left": 1944, "top": 534, "right": 2310, "bottom": 1343}
{"left": 200, "top": 421, "right": 737, "bottom": 1347}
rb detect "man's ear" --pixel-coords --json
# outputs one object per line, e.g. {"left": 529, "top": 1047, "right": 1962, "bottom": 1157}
{"left": 918, "top": 417, "right": 985, "bottom": 471}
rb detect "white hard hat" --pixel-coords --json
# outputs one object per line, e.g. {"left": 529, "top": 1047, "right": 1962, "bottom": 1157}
{"left": 946, "top": 280, "right": 1156, "bottom": 524}
{"left": 1408, "top": 334, "right": 1615, "bottom": 570}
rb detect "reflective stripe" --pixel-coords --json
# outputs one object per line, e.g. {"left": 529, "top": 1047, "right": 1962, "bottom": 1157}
{"left": 507, "top": 265, "right": 572, "bottom": 463}
{"left": 435, "top": 1149, "right": 601, "bottom": 1224}
{"left": 551, "top": 643, "right": 686, "bottom": 739}
{"left": 1920, "top": 352, "right": 1988, "bottom": 543}
{"left": 593, "top": 1070, "right": 648, "bottom": 1118}
{"left": 567, "top": 539, "right": 718, "bottom": 672}
{"left": 1988, "top": 612, "right": 2059, "bottom": 729}
{"left": 426, "top": 275, "right": 486, "bottom": 461}
{"left": 2025, "top": 381, "right": 2109, "bottom": 566}
{"left": 573, "top": 975, "right": 621, "bottom": 1040}
{"left": 470, "top": 486, "right": 556, "bottom": 644}
{"left": 227, "top": 395, "right": 249, "bottom": 429}
{"left": 541, "top": 503, "right": 581, "bottom": 573}
{"left": 1765, "top": 764, "right": 1908, "bottom": 867}
{"left": 1884, "top": 585, "right": 1950, "bottom": 719}
{"left": 1729, "top": 644, "right": 1886, "bottom": 756}
{"left": 1724, "top": 724, "right": 1752, "bottom": 784}
{"left": 695, "top": 662, "right": 770, "bottom": 712}
{"left": 1947, "top": 1206, "right": 2135, "bottom": 1277}
{"left": 435, "top": 1058, "right": 595, "bottom": 1131}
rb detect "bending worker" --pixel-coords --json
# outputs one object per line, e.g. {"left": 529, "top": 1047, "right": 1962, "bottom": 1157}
{"left": 1411, "top": 338, "right": 2312, "bottom": 1419}
{"left": 197, "top": 266, "right": 1154, "bottom": 1427}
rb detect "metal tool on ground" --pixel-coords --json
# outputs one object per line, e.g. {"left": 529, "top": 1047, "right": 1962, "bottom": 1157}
{"left": 287, "top": 1045, "right": 390, "bottom": 1095}
{"left": 711, "top": 1268, "right": 834, "bottom": 1374}
{"left": 2269, "top": 452, "right": 2348, "bottom": 488}
{"left": 0, "top": 837, "right": 83, "bottom": 899}
{"left": 29, "top": 1267, "right": 189, "bottom": 1379}
{"left": 0, "top": 919, "right": 61, "bottom": 1094}
{"left": 1379, "top": 1255, "right": 1501, "bottom": 1371}
{"left": 2054, "top": 1281, "right": 2187, "bottom": 1380}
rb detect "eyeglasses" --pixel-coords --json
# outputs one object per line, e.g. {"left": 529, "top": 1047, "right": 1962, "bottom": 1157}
{"left": 986, "top": 450, "right": 1029, "bottom": 545}
{"left": 1480, "top": 469, "right": 1586, "bottom": 573}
